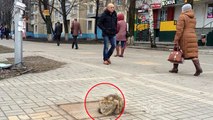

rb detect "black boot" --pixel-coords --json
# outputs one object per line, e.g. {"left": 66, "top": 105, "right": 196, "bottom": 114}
{"left": 169, "top": 64, "right": 178, "bottom": 73}
{"left": 72, "top": 42, "right": 75, "bottom": 49}
{"left": 192, "top": 59, "right": 203, "bottom": 76}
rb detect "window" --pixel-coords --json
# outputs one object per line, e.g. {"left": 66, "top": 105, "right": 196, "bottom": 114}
{"left": 160, "top": 8, "right": 167, "bottom": 21}
{"left": 34, "top": 15, "right": 37, "bottom": 22}
{"left": 73, "top": 6, "right": 77, "bottom": 14}
{"left": 35, "top": 25, "right": 37, "bottom": 32}
{"left": 116, "top": 0, "right": 122, "bottom": 5}
{"left": 88, "top": 21, "right": 92, "bottom": 30}
{"left": 89, "top": 5, "right": 94, "bottom": 13}
{"left": 207, "top": 4, "right": 213, "bottom": 18}
{"left": 55, "top": 11, "right": 58, "bottom": 17}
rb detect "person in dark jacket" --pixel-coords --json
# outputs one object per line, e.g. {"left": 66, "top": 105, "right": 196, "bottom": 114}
{"left": 0, "top": 24, "right": 5, "bottom": 40}
{"left": 4, "top": 25, "right": 10, "bottom": 40}
{"left": 98, "top": 3, "right": 117, "bottom": 65}
{"left": 54, "top": 22, "right": 63, "bottom": 46}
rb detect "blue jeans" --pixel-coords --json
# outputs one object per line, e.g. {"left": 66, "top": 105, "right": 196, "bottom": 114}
{"left": 103, "top": 36, "right": 116, "bottom": 61}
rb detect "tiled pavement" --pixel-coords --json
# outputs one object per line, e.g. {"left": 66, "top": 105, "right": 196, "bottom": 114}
{"left": 0, "top": 40, "right": 213, "bottom": 120}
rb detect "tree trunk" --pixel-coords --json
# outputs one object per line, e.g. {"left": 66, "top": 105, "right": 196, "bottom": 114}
{"left": 38, "top": 0, "right": 54, "bottom": 41}
{"left": 128, "top": 0, "right": 136, "bottom": 37}
{"left": 148, "top": 8, "right": 156, "bottom": 48}
{"left": 95, "top": 0, "right": 100, "bottom": 40}
{"left": 105, "top": 0, "right": 111, "bottom": 7}
{"left": 61, "top": 0, "right": 69, "bottom": 41}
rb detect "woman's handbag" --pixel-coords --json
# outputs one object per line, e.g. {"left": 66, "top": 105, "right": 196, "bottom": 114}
{"left": 168, "top": 47, "right": 184, "bottom": 64}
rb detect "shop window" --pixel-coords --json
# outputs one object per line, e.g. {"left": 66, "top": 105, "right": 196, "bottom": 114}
{"left": 207, "top": 3, "right": 213, "bottom": 18}
{"left": 160, "top": 8, "right": 167, "bottom": 21}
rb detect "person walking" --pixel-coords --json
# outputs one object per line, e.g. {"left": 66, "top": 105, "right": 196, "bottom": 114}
{"left": 4, "top": 25, "right": 10, "bottom": 40}
{"left": 54, "top": 22, "right": 63, "bottom": 46}
{"left": 0, "top": 24, "right": 5, "bottom": 40}
{"left": 98, "top": 3, "right": 117, "bottom": 65}
{"left": 169, "top": 4, "right": 203, "bottom": 76}
{"left": 114, "top": 13, "right": 127, "bottom": 57}
{"left": 71, "top": 19, "right": 82, "bottom": 49}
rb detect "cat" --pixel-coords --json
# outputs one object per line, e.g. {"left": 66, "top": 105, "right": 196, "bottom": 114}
{"left": 98, "top": 94, "right": 124, "bottom": 116}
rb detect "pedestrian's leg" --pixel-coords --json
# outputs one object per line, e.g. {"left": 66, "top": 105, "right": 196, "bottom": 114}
{"left": 72, "top": 36, "right": 76, "bottom": 49}
{"left": 103, "top": 36, "right": 109, "bottom": 65}
{"left": 56, "top": 35, "right": 60, "bottom": 46}
{"left": 192, "top": 58, "right": 203, "bottom": 76}
{"left": 107, "top": 36, "right": 116, "bottom": 58}
{"left": 169, "top": 64, "right": 179, "bottom": 73}
{"left": 58, "top": 35, "right": 61, "bottom": 46}
{"left": 115, "top": 41, "right": 119, "bottom": 57}
{"left": 107, "top": 36, "right": 116, "bottom": 64}
{"left": 75, "top": 36, "right": 78, "bottom": 49}
{"left": 119, "top": 41, "right": 126, "bottom": 57}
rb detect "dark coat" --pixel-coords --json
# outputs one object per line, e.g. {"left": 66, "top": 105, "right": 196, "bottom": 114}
{"left": 174, "top": 10, "right": 198, "bottom": 59}
{"left": 98, "top": 10, "right": 117, "bottom": 37}
{"left": 54, "top": 23, "right": 62, "bottom": 36}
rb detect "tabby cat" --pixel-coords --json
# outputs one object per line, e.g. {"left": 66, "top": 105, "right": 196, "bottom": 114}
{"left": 98, "top": 94, "right": 124, "bottom": 116}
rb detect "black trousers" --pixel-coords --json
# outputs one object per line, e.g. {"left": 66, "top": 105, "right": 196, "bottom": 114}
{"left": 55, "top": 35, "right": 61, "bottom": 46}
{"left": 72, "top": 36, "right": 78, "bottom": 49}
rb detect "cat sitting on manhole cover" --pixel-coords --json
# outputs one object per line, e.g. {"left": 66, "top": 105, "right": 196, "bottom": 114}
{"left": 98, "top": 94, "right": 124, "bottom": 116}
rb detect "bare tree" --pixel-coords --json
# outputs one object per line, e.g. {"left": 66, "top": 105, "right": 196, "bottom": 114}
{"left": 46, "top": 0, "right": 86, "bottom": 41}
{"left": 0, "top": 0, "right": 14, "bottom": 28}
{"left": 128, "top": 0, "right": 136, "bottom": 37}
{"left": 37, "top": 0, "right": 54, "bottom": 41}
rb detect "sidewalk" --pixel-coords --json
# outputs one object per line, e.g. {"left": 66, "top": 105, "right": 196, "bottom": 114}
{"left": 0, "top": 39, "right": 213, "bottom": 120}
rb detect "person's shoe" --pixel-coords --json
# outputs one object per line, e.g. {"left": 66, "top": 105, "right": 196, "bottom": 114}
{"left": 169, "top": 64, "right": 178, "bottom": 73}
{"left": 119, "top": 55, "right": 123, "bottom": 57}
{"left": 114, "top": 55, "right": 119, "bottom": 57}
{"left": 103, "top": 61, "right": 109, "bottom": 65}
{"left": 169, "top": 68, "right": 178, "bottom": 73}
{"left": 107, "top": 59, "right": 111, "bottom": 64}
{"left": 193, "top": 59, "right": 203, "bottom": 76}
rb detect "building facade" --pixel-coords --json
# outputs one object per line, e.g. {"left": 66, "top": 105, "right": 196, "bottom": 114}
{"left": 134, "top": 0, "right": 213, "bottom": 46}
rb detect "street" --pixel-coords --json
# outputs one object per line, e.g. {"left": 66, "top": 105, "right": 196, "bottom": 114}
{"left": 0, "top": 39, "right": 213, "bottom": 120}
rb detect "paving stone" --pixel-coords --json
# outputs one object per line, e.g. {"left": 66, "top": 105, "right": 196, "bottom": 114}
{"left": 1, "top": 40, "right": 213, "bottom": 120}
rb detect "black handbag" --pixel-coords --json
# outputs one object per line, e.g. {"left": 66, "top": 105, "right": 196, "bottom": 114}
{"left": 126, "top": 31, "right": 131, "bottom": 38}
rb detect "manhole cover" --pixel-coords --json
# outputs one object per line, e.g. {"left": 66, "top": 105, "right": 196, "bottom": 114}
{"left": 59, "top": 101, "right": 117, "bottom": 119}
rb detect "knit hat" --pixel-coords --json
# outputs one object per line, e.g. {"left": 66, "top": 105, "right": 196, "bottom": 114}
{"left": 117, "top": 13, "right": 124, "bottom": 21}
{"left": 182, "top": 4, "right": 192, "bottom": 12}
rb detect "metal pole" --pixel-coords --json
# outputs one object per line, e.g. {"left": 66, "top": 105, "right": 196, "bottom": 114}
{"left": 14, "top": 0, "right": 24, "bottom": 67}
